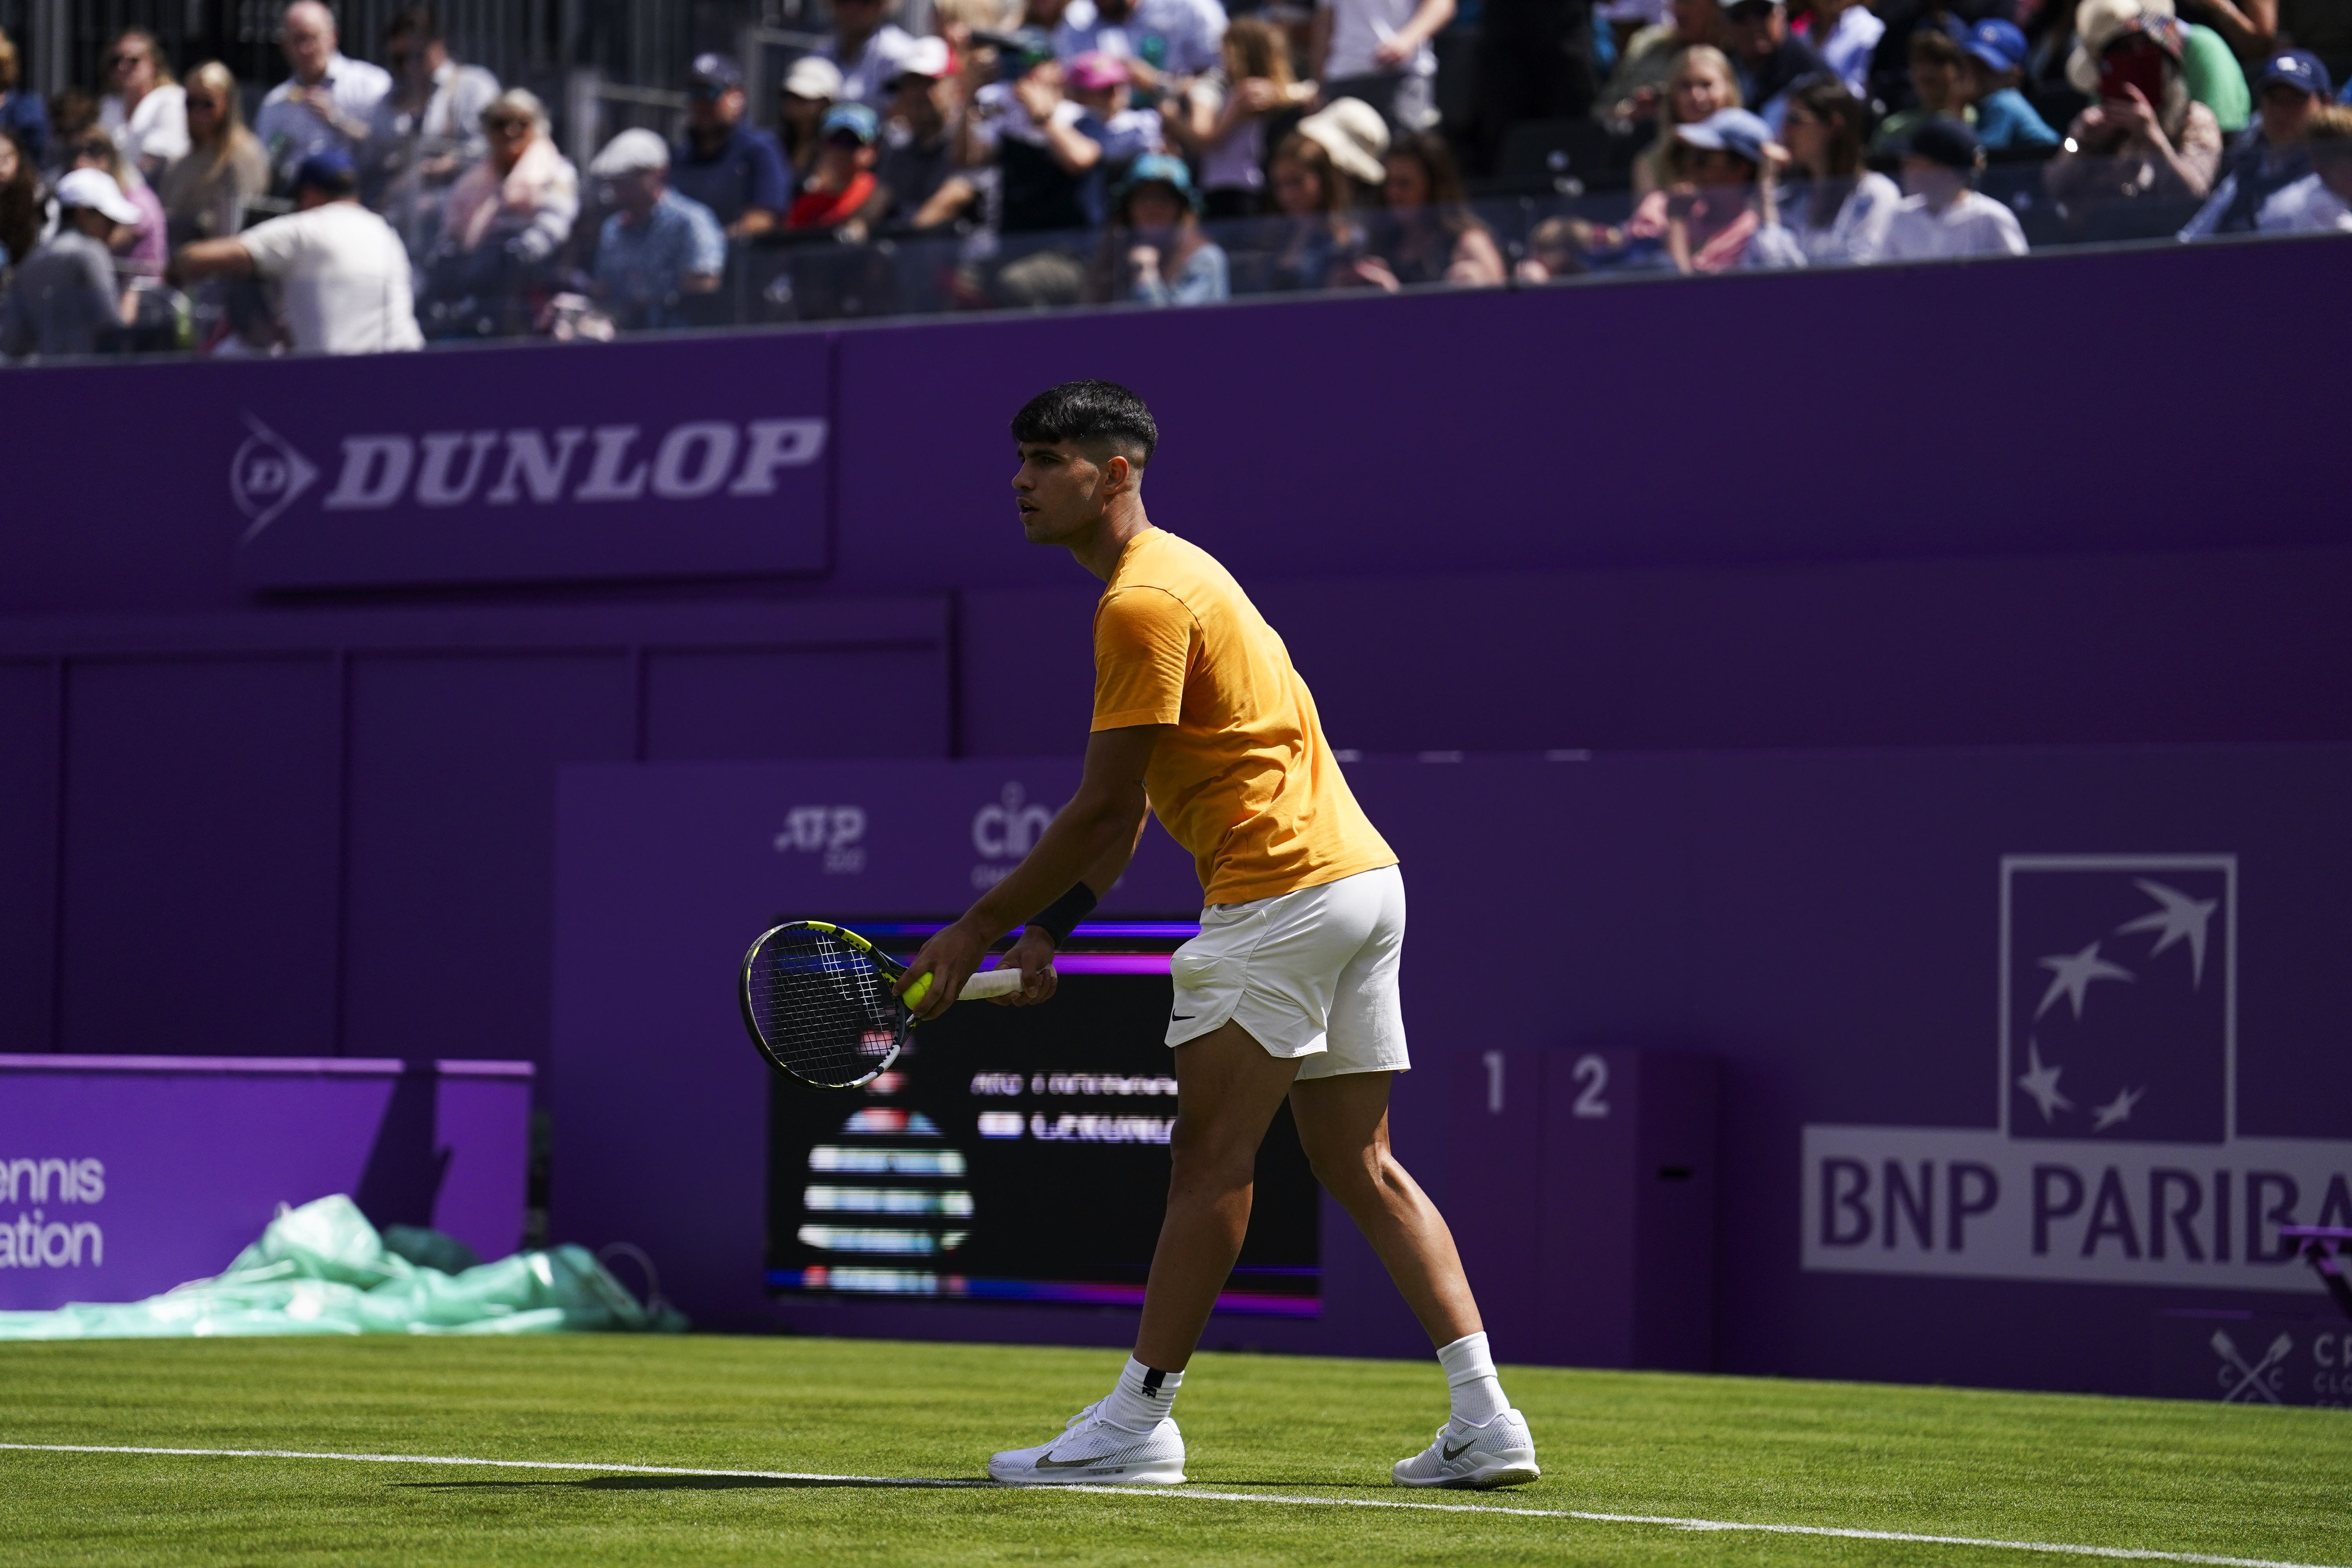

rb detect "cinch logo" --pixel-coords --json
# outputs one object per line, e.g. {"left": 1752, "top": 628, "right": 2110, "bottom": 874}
{"left": 1801, "top": 855, "right": 2352, "bottom": 1296}
{"left": 970, "top": 783, "right": 1054, "bottom": 889}
{"left": 775, "top": 806, "right": 866, "bottom": 875}
{"left": 0, "top": 1156, "right": 105, "bottom": 1270}
{"left": 229, "top": 411, "right": 827, "bottom": 538}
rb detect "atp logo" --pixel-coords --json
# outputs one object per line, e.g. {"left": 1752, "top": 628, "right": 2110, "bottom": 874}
{"left": 969, "top": 783, "right": 1054, "bottom": 889}
{"left": 774, "top": 806, "right": 866, "bottom": 875}
{"left": 227, "top": 413, "right": 320, "bottom": 542}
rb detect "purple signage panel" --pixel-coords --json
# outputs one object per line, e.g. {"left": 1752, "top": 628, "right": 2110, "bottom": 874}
{"left": 223, "top": 333, "right": 832, "bottom": 590}
{"left": 0, "top": 1055, "right": 531, "bottom": 1309}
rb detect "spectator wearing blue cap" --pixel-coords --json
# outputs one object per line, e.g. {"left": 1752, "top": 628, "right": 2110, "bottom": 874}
{"left": 2047, "top": 13, "right": 2221, "bottom": 210}
{"left": 786, "top": 103, "right": 893, "bottom": 239}
{"left": 1557, "top": 108, "right": 1778, "bottom": 273}
{"left": 1103, "top": 152, "right": 1229, "bottom": 303}
{"left": 1877, "top": 116, "right": 2029, "bottom": 258}
{"left": 2253, "top": 100, "right": 2352, "bottom": 229}
{"left": 1956, "top": 19, "right": 2060, "bottom": 147}
{"left": 587, "top": 129, "right": 725, "bottom": 330}
{"left": 168, "top": 147, "right": 423, "bottom": 353}
{"left": 675, "top": 54, "right": 793, "bottom": 240}
{"left": 2181, "top": 47, "right": 2328, "bottom": 234}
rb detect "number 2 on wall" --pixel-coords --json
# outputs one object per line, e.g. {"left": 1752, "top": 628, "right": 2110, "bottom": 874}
{"left": 1571, "top": 1053, "right": 1610, "bottom": 1118}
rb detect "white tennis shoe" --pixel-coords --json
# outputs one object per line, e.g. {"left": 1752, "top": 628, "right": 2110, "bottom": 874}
{"left": 1391, "top": 1410, "right": 1540, "bottom": 1489}
{"left": 988, "top": 1399, "right": 1187, "bottom": 1486}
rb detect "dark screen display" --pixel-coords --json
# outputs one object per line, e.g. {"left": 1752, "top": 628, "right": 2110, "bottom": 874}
{"left": 766, "top": 955, "right": 1318, "bottom": 1315}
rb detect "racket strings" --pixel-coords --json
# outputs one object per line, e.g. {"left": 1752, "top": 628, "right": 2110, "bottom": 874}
{"left": 748, "top": 927, "right": 908, "bottom": 1087}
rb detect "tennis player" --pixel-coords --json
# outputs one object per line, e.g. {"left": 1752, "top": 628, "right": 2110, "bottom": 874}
{"left": 899, "top": 380, "right": 1536, "bottom": 1490}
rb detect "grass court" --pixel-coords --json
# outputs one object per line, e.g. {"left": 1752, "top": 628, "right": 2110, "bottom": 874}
{"left": 3, "top": 1335, "right": 2344, "bottom": 1566}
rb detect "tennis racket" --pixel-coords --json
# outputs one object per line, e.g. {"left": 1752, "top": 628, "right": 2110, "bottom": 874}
{"left": 739, "top": 920, "right": 1027, "bottom": 1090}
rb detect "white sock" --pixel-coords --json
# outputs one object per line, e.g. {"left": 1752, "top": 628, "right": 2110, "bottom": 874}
{"left": 1437, "top": 1331, "right": 1510, "bottom": 1427}
{"left": 1100, "top": 1355, "right": 1183, "bottom": 1432}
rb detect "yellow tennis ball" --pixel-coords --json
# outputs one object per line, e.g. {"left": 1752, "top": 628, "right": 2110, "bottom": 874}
{"left": 901, "top": 972, "right": 933, "bottom": 1010}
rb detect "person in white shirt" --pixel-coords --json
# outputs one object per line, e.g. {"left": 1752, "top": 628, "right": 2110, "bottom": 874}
{"left": 169, "top": 147, "right": 423, "bottom": 354}
{"left": 1056, "top": 0, "right": 1229, "bottom": 93}
{"left": 255, "top": 2, "right": 394, "bottom": 190}
{"left": 818, "top": 0, "right": 921, "bottom": 105}
{"left": 1806, "top": 0, "right": 1882, "bottom": 98}
{"left": 2256, "top": 103, "right": 2352, "bottom": 233}
{"left": 98, "top": 28, "right": 189, "bottom": 181}
{"left": 1312, "top": 0, "right": 1455, "bottom": 132}
{"left": 1750, "top": 74, "right": 1898, "bottom": 265}
{"left": 1875, "top": 116, "right": 2027, "bottom": 261}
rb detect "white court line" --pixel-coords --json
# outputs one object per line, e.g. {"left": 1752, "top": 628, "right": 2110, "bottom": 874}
{"left": 0, "top": 1441, "right": 2335, "bottom": 1568}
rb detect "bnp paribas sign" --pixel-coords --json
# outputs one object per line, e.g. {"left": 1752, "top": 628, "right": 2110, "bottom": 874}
{"left": 1803, "top": 855, "right": 2352, "bottom": 1293}
{"left": 222, "top": 333, "right": 833, "bottom": 590}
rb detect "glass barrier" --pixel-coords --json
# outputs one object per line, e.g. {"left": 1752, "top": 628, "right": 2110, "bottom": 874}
{"left": 0, "top": 147, "right": 2332, "bottom": 363}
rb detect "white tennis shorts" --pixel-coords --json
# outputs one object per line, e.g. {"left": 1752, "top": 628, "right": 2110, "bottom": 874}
{"left": 1164, "top": 864, "right": 1409, "bottom": 1079}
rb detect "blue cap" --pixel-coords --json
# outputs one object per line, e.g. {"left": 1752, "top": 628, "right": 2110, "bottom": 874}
{"left": 1675, "top": 107, "right": 1775, "bottom": 165}
{"left": 292, "top": 147, "right": 357, "bottom": 195}
{"left": 820, "top": 102, "right": 879, "bottom": 143}
{"left": 1116, "top": 152, "right": 1202, "bottom": 213}
{"left": 1905, "top": 114, "right": 1982, "bottom": 169}
{"left": 2258, "top": 49, "right": 2332, "bottom": 99}
{"left": 1961, "top": 18, "right": 2028, "bottom": 73}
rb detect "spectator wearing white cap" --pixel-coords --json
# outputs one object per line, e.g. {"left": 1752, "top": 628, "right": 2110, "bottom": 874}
{"left": 255, "top": 2, "right": 394, "bottom": 191}
{"left": 818, "top": 0, "right": 922, "bottom": 105}
{"left": 587, "top": 129, "right": 724, "bottom": 329}
{"left": 879, "top": 37, "right": 975, "bottom": 227}
{"left": 676, "top": 54, "right": 793, "bottom": 239}
{"left": 1876, "top": 117, "right": 2029, "bottom": 259}
{"left": 0, "top": 167, "right": 139, "bottom": 358}
{"left": 780, "top": 54, "right": 846, "bottom": 187}
{"left": 1294, "top": 96, "right": 1391, "bottom": 204}
{"left": 169, "top": 148, "right": 423, "bottom": 353}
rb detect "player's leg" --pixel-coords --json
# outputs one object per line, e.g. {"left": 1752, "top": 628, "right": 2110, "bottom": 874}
{"left": 987, "top": 1019, "right": 1299, "bottom": 1486}
{"left": 1290, "top": 866, "right": 1539, "bottom": 1489}
{"left": 1133, "top": 1018, "right": 1305, "bottom": 1368}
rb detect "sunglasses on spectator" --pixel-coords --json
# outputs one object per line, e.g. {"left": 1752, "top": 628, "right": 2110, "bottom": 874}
{"left": 485, "top": 115, "right": 530, "bottom": 131}
{"left": 1725, "top": 2, "right": 1775, "bottom": 19}
{"left": 824, "top": 131, "right": 869, "bottom": 147}
{"left": 109, "top": 51, "right": 147, "bottom": 69}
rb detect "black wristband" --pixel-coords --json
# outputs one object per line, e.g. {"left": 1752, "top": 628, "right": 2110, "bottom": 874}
{"left": 1025, "top": 883, "right": 1098, "bottom": 946}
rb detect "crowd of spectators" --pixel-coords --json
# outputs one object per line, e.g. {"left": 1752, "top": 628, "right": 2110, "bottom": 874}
{"left": 0, "top": 0, "right": 2346, "bottom": 358}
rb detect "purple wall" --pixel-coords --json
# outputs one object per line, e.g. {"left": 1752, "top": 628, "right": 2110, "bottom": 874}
{"left": 552, "top": 751, "right": 2352, "bottom": 1394}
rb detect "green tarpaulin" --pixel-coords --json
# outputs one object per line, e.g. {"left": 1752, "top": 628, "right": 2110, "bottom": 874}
{"left": 0, "top": 1195, "right": 686, "bottom": 1339}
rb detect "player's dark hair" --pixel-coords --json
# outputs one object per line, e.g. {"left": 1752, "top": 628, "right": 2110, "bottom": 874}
{"left": 1010, "top": 380, "right": 1158, "bottom": 470}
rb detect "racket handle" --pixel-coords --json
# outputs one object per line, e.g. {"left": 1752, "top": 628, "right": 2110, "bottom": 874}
{"left": 901, "top": 966, "right": 1029, "bottom": 1010}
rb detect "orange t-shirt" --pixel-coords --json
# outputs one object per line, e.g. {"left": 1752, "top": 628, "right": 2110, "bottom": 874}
{"left": 1091, "top": 528, "right": 1395, "bottom": 905}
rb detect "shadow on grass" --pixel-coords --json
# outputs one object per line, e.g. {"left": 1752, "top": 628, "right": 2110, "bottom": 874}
{"left": 395, "top": 1475, "right": 1395, "bottom": 1494}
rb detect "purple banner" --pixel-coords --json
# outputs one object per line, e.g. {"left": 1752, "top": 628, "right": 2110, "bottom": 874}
{"left": 218, "top": 333, "right": 832, "bottom": 590}
{"left": 0, "top": 1055, "right": 531, "bottom": 1309}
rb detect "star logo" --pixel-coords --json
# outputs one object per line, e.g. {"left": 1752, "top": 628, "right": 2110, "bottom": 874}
{"left": 2089, "top": 1085, "right": 2146, "bottom": 1132}
{"left": 2034, "top": 941, "right": 2133, "bottom": 1021}
{"left": 2114, "top": 879, "right": 2218, "bottom": 988}
{"left": 2015, "top": 1038, "right": 2074, "bottom": 1123}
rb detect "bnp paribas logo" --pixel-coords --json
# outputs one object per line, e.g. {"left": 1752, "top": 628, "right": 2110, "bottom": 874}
{"left": 1803, "top": 853, "right": 2352, "bottom": 1295}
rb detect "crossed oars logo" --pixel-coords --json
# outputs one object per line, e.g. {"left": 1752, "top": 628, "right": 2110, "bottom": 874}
{"left": 2209, "top": 1329, "right": 2292, "bottom": 1403}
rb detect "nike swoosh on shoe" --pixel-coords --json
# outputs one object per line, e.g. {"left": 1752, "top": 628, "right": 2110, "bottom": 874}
{"left": 1035, "top": 1450, "right": 1128, "bottom": 1469}
{"left": 1442, "top": 1440, "right": 1475, "bottom": 1461}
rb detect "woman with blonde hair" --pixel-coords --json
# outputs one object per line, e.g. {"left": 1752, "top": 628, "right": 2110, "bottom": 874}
{"left": 1176, "top": 17, "right": 1312, "bottom": 219}
{"left": 159, "top": 62, "right": 270, "bottom": 246}
{"left": 98, "top": 27, "right": 188, "bottom": 180}
{"left": 440, "top": 88, "right": 578, "bottom": 262}
{"left": 1633, "top": 45, "right": 1742, "bottom": 195}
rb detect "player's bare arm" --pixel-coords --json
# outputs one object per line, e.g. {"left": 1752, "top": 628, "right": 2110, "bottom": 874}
{"left": 898, "top": 722, "right": 1164, "bottom": 1021}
